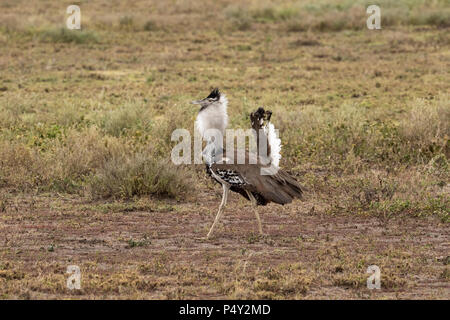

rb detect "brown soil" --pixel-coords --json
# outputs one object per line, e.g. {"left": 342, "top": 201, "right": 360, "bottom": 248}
{"left": 0, "top": 190, "right": 448, "bottom": 299}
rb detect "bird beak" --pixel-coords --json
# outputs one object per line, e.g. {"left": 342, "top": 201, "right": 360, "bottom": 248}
{"left": 191, "top": 100, "right": 202, "bottom": 105}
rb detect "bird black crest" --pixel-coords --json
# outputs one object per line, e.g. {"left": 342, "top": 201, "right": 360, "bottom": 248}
{"left": 206, "top": 88, "right": 220, "bottom": 100}
{"left": 254, "top": 107, "right": 266, "bottom": 117}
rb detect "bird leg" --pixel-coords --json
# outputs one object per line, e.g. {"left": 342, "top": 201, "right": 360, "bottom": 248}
{"left": 254, "top": 206, "right": 263, "bottom": 235}
{"left": 206, "top": 184, "right": 229, "bottom": 239}
{"left": 246, "top": 191, "right": 263, "bottom": 235}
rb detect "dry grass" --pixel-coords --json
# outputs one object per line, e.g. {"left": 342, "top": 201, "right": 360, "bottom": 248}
{"left": 0, "top": 127, "right": 190, "bottom": 197}
{"left": 87, "top": 153, "right": 190, "bottom": 199}
{"left": 276, "top": 95, "right": 449, "bottom": 169}
{"left": 0, "top": 0, "right": 448, "bottom": 300}
{"left": 398, "top": 96, "right": 450, "bottom": 161}
{"left": 224, "top": 0, "right": 450, "bottom": 32}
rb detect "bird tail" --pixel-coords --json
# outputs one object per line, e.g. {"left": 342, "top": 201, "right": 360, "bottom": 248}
{"left": 254, "top": 168, "right": 304, "bottom": 205}
{"left": 277, "top": 169, "right": 304, "bottom": 201}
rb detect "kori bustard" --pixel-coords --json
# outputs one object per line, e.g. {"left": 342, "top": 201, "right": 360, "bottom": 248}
{"left": 192, "top": 88, "right": 303, "bottom": 239}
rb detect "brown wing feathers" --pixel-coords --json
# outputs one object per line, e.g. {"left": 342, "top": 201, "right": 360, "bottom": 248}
{"left": 245, "top": 165, "right": 303, "bottom": 205}
{"left": 208, "top": 106, "right": 303, "bottom": 206}
{"left": 210, "top": 158, "right": 303, "bottom": 205}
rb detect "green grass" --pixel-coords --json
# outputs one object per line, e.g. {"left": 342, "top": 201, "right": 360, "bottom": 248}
{"left": 224, "top": 0, "right": 450, "bottom": 32}
{"left": 37, "top": 28, "right": 99, "bottom": 44}
{"left": 126, "top": 236, "right": 151, "bottom": 248}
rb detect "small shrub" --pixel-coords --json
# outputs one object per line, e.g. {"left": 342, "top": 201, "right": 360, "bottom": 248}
{"left": 98, "top": 102, "right": 152, "bottom": 137}
{"left": 87, "top": 153, "right": 190, "bottom": 199}
{"left": 409, "top": 10, "right": 450, "bottom": 27}
{"left": 38, "top": 28, "right": 99, "bottom": 44}
{"left": 143, "top": 20, "right": 158, "bottom": 31}
{"left": 49, "top": 128, "right": 128, "bottom": 188}
{"left": 119, "top": 16, "right": 135, "bottom": 31}
{"left": 0, "top": 142, "right": 42, "bottom": 190}
{"left": 398, "top": 96, "right": 450, "bottom": 162}
{"left": 126, "top": 236, "right": 151, "bottom": 248}
{"left": 224, "top": 6, "right": 252, "bottom": 31}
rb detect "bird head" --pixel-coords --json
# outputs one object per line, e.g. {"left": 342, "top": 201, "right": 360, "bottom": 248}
{"left": 191, "top": 88, "right": 224, "bottom": 111}
{"left": 193, "top": 88, "right": 229, "bottom": 139}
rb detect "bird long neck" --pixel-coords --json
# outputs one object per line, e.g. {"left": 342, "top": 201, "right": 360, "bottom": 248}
{"left": 257, "top": 129, "right": 271, "bottom": 162}
{"left": 196, "top": 96, "right": 228, "bottom": 165}
{"left": 195, "top": 95, "right": 228, "bottom": 140}
{"left": 251, "top": 117, "right": 271, "bottom": 164}
{"left": 251, "top": 117, "right": 280, "bottom": 168}
{"left": 265, "top": 122, "right": 281, "bottom": 167}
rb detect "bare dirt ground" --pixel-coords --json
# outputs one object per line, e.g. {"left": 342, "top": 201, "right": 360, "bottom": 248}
{"left": 0, "top": 189, "right": 448, "bottom": 299}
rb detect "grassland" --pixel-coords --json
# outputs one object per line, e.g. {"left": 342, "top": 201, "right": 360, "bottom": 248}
{"left": 0, "top": 0, "right": 449, "bottom": 299}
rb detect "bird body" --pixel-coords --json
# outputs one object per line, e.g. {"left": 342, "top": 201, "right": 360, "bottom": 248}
{"left": 206, "top": 148, "right": 302, "bottom": 205}
{"left": 192, "top": 88, "right": 303, "bottom": 238}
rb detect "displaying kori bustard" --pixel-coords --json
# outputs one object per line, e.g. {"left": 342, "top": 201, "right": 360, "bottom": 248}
{"left": 192, "top": 88, "right": 303, "bottom": 239}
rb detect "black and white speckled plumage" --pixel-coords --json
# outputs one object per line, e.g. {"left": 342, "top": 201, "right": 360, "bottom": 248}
{"left": 205, "top": 164, "right": 269, "bottom": 206}
{"left": 206, "top": 164, "right": 245, "bottom": 187}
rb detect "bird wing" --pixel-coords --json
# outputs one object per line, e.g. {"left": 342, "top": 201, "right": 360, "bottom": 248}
{"left": 210, "top": 151, "right": 303, "bottom": 205}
